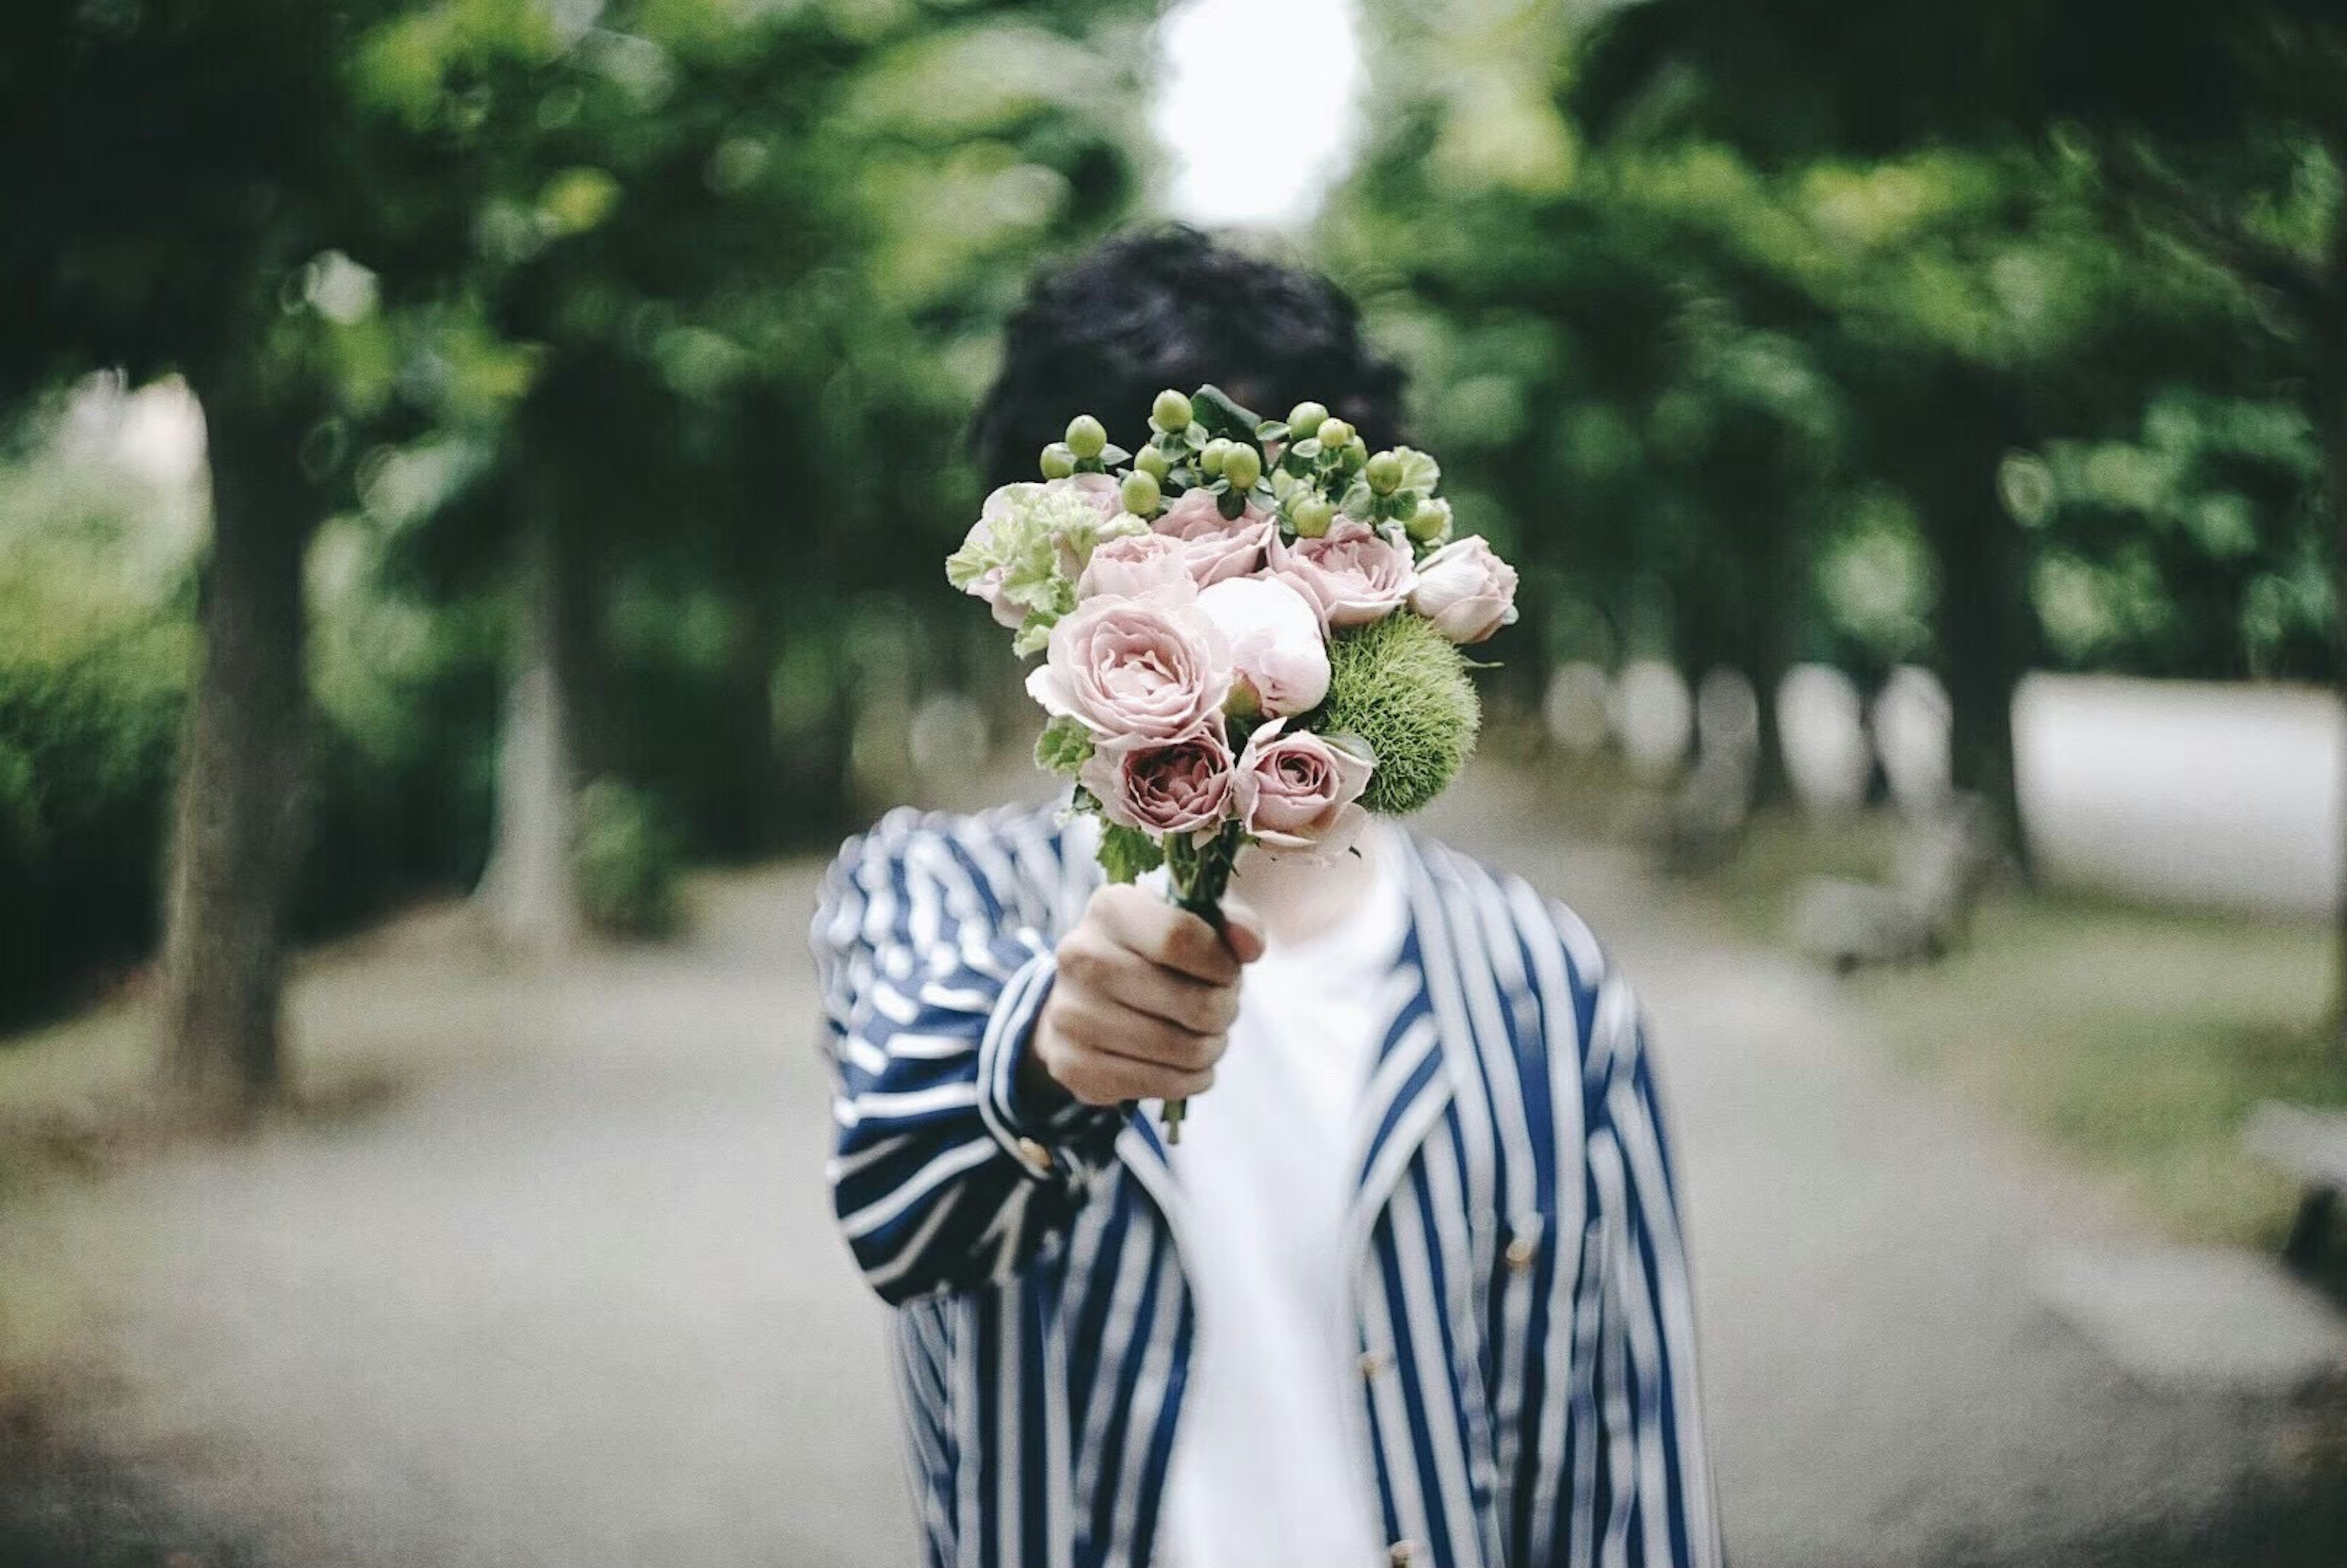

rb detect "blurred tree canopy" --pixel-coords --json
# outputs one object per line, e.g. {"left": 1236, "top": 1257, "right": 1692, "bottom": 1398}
{"left": 0, "top": 0, "right": 1150, "bottom": 1094}
{"left": 1331, "top": 0, "right": 2340, "bottom": 820}
{"left": 3, "top": 0, "right": 2343, "bottom": 1085}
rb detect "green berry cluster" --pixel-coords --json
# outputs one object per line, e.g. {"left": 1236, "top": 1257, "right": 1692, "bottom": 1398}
{"left": 1032, "top": 384, "right": 1458, "bottom": 555}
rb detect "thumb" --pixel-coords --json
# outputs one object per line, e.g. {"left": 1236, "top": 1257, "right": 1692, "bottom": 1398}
{"left": 1219, "top": 898, "right": 1268, "bottom": 965}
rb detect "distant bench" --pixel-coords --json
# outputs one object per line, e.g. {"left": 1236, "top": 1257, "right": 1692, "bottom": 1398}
{"left": 2244, "top": 1102, "right": 2347, "bottom": 1267}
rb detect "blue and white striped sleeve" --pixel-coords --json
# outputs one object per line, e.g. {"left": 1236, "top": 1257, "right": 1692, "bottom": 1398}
{"left": 810, "top": 807, "right": 1123, "bottom": 1306}
{"left": 1579, "top": 958, "right": 1722, "bottom": 1568}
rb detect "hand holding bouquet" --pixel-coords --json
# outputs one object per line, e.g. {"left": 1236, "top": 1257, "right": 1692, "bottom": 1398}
{"left": 947, "top": 386, "right": 1518, "bottom": 1139}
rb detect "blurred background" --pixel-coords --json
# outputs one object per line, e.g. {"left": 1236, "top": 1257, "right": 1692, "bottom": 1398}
{"left": 2, "top": 0, "right": 2345, "bottom": 1564}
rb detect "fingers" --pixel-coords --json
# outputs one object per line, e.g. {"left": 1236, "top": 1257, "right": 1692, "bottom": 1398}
{"left": 1219, "top": 897, "right": 1268, "bottom": 965}
{"left": 1046, "top": 992, "right": 1229, "bottom": 1075}
{"left": 1036, "top": 995, "right": 1223, "bottom": 1106}
{"left": 1089, "top": 884, "right": 1254, "bottom": 984}
{"left": 1040, "top": 884, "right": 1260, "bottom": 1109}
{"left": 1050, "top": 1050, "right": 1216, "bottom": 1107}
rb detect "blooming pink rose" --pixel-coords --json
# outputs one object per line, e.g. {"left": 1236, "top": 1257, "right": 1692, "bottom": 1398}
{"left": 1196, "top": 575, "right": 1329, "bottom": 717}
{"left": 1409, "top": 536, "right": 1519, "bottom": 644}
{"left": 1025, "top": 584, "right": 1230, "bottom": 744}
{"left": 1078, "top": 531, "right": 1194, "bottom": 600}
{"left": 1270, "top": 518, "right": 1416, "bottom": 627}
{"left": 1233, "top": 719, "right": 1373, "bottom": 855}
{"left": 1081, "top": 730, "right": 1235, "bottom": 840}
{"left": 1153, "top": 488, "right": 1274, "bottom": 586}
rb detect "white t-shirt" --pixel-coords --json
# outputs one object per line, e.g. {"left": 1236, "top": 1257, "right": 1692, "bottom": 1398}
{"left": 1155, "top": 837, "right": 1409, "bottom": 1568}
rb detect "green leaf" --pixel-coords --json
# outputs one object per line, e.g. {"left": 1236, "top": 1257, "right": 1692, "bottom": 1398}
{"left": 1254, "top": 420, "right": 1291, "bottom": 443}
{"left": 1216, "top": 486, "right": 1248, "bottom": 520}
{"left": 1034, "top": 715, "right": 1094, "bottom": 775}
{"left": 1340, "top": 478, "right": 1373, "bottom": 515}
{"left": 1288, "top": 437, "right": 1323, "bottom": 463}
{"left": 1097, "top": 823, "right": 1165, "bottom": 885}
{"left": 1097, "top": 443, "right": 1131, "bottom": 466}
{"left": 1192, "top": 383, "right": 1263, "bottom": 439}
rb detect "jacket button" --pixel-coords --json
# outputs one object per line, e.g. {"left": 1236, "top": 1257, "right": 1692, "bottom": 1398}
{"left": 1014, "top": 1137, "right": 1054, "bottom": 1176}
{"left": 1389, "top": 1541, "right": 1422, "bottom": 1565}
{"left": 1357, "top": 1349, "right": 1392, "bottom": 1378}
{"left": 1505, "top": 1234, "right": 1539, "bottom": 1271}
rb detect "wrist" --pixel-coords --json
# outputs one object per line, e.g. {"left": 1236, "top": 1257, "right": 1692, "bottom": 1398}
{"left": 1015, "top": 1023, "right": 1078, "bottom": 1120}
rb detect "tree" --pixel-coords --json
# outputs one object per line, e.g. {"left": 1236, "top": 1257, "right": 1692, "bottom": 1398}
{"left": 0, "top": 0, "right": 1148, "bottom": 1107}
{"left": 344, "top": 0, "right": 1148, "bottom": 948}
{"left": 0, "top": 1, "right": 396, "bottom": 1113}
{"left": 1574, "top": 0, "right": 2347, "bottom": 1032}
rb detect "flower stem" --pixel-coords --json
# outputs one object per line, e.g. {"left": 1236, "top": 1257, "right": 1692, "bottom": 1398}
{"left": 1159, "top": 823, "right": 1241, "bottom": 1145}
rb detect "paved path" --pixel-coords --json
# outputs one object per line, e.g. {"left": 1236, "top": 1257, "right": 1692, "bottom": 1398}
{"left": 2, "top": 769, "right": 2336, "bottom": 1567}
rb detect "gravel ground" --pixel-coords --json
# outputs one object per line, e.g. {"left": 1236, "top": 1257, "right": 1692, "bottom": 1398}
{"left": 1, "top": 766, "right": 2339, "bottom": 1567}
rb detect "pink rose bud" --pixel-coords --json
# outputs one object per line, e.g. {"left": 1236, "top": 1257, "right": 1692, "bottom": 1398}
{"left": 1153, "top": 487, "right": 1276, "bottom": 587}
{"left": 1269, "top": 517, "right": 1416, "bottom": 628}
{"left": 1025, "top": 584, "right": 1232, "bottom": 744}
{"left": 1078, "top": 532, "right": 1194, "bottom": 600}
{"left": 1408, "top": 535, "right": 1519, "bottom": 644}
{"left": 1195, "top": 575, "right": 1330, "bottom": 718}
{"left": 1233, "top": 719, "right": 1374, "bottom": 855}
{"left": 1081, "top": 730, "right": 1236, "bottom": 840}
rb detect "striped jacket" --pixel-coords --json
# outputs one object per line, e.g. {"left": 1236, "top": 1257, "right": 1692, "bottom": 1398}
{"left": 812, "top": 800, "right": 1719, "bottom": 1568}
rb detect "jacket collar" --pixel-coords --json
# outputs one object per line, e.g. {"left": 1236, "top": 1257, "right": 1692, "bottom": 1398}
{"left": 1114, "top": 831, "right": 1458, "bottom": 1274}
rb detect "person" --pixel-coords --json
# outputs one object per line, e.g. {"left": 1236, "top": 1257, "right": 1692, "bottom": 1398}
{"left": 812, "top": 227, "right": 1719, "bottom": 1568}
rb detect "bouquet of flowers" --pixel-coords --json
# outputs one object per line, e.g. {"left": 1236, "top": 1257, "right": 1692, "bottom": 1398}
{"left": 947, "top": 385, "right": 1518, "bottom": 1139}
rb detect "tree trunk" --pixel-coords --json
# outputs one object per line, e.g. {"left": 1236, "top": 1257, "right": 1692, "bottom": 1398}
{"left": 476, "top": 505, "right": 588, "bottom": 954}
{"left": 1922, "top": 376, "right": 2033, "bottom": 860}
{"left": 157, "top": 413, "right": 314, "bottom": 1118}
{"left": 2326, "top": 181, "right": 2347, "bottom": 1056}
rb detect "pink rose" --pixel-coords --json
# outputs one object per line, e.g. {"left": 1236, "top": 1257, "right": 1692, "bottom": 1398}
{"left": 1078, "top": 531, "right": 1194, "bottom": 600}
{"left": 1233, "top": 719, "right": 1373, "bottom": 854}
{"left": 1025, "top": 584, "right": 1230, "bottom": 744}
{"left": 1057, "top": 472, "right": 1123, "bottom": 515}
{"left": 1409, "top": 536, "right": 1519, "bottom": 644}
{"left": 1270, "top": 518, "right": 1416, "bottom": 627}
{"left": 1154, "top": 488, "right": 1274, "bottom": 587}
{"left": 1081, "top": 730, "right": 1235, "bottom": 840}
{"left": 1196, "top": 575, "right": 1329, "bottom": 718}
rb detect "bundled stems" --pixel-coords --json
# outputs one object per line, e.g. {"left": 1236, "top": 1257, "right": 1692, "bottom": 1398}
{"left": 1159, "top": 822, "right": 1242, "bottom": 1143}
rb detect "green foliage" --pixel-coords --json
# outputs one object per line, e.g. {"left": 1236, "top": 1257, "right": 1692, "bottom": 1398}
{"left": 572, "top": 778, "right": 683, "bottom": 939}
{"left": 1317, "top": 614, "right": 1480, "bottom": 816}
{"left": 1035, "top": 716, "right": 1095, "bottom": 777}
{"left": 1095, "top": 821, "right": 1163, "bottom": 885}
{"left": 1331, "top": 0, "right": 2341, "bottom": 781}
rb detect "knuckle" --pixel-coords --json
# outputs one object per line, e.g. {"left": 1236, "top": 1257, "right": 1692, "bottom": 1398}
{"left": 1057, "top": 935, "right": 1111, "bottom": 989}
{"left": 1167, "top": 919, "right": 1214, "bottom": 968}
{"left": 1093, "top": 884, "right": 1149, "bottom": 931}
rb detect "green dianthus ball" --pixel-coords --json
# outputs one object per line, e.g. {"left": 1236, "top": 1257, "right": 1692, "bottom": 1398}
{"left": 1315, "top": 613, "right": 1480, "bottom": 816}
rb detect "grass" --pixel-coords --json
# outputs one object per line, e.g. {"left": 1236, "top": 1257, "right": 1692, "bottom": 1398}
{"left": 1713, "top": 807, "right": 2343, "bottom": 1247}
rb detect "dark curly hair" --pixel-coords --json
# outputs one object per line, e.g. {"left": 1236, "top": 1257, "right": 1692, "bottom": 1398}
{"left": 972, "top": 226, "right": 1406, "bottom": 490}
